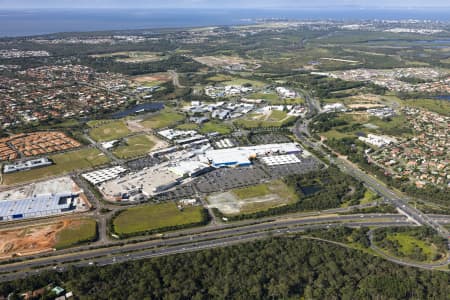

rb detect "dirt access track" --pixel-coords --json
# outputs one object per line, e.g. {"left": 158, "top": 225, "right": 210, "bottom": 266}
{"left": 0, "top": 219, "right": 76, "bottom": 259}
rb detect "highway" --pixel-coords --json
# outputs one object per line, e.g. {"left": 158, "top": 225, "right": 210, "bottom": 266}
{"left": 0, "top": 214, "right": 414, "bottom": 280}
{"left": 368, "top": 230, "right": 450, "bottom": 270}
{"left": 0, "top": 217, "right": 415, "bottom": 283}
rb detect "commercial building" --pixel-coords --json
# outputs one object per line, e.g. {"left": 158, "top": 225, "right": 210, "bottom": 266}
{"left": 0, "top": 192, "right": 80, "bottom": 221}
{"left": 82, "top": 166, "right": 128, "bottom": 185}
{"left": 261, "top": 154, "right": 301, "bottom": 166}
{"left": 358, "top": 134, "right": 398, "bottom": 147}
{"left": 203, "top": 143, "right": 302, "bottom": 168}
{"left": 2, "top": 157, "right": 53, "bottom": 174}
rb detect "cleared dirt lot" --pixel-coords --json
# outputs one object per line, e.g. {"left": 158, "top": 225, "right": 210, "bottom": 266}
{"left": 131, "top": 72, "right": 172, "bottom": 84}
{"left": 208, "top": 191, "right": 291, "bottom": 215}
{"left": 207, "top": 180, "right": 298, "bottom": 215}
{"left": 0, "top": 219, "right": 89, "bottom": 259}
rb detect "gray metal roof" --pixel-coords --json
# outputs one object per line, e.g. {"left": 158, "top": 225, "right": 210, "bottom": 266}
{"left": 0, "top": 193, "right": 75, "bottom": 218}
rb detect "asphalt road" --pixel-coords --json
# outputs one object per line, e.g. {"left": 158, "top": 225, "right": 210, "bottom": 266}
{"left": 368, "top": 230, "right": 450, "bottom": 269}
{"left": 0, "top": 214, "right": 412, "bottom": 280}
{"left": 0, "top": 219, "right": 414, "bottom": 283}
{"left": 293, "top": 109, "right": 450, "bottom": 240}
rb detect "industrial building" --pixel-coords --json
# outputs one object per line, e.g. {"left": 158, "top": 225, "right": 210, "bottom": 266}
{"left": 0, "top": 192, "right": 80, "bottom": 221}
{"left": 2, "top": 157, "right": 53, "bottom": 174}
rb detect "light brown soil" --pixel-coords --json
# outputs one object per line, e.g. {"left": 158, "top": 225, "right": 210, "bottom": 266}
{"left": 0, "top": 219, "right": 78, "bottom": 259}
{"left": 131, "top": 72, "right": 172, "bottom": 83}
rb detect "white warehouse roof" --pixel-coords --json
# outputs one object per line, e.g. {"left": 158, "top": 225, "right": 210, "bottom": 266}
{"left": 82, "top": 166, "right": 127, "bottom": 185}
{"left": 0, "top": 193, "right": 77, "bottom": 221}
{"left": 204, "top": 143, "right": 301, "bottom": 168}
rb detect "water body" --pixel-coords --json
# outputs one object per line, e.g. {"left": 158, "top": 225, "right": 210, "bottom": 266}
{"left": 111, "top": 102, "right": 164, "bottom": 119}
{"left": 1, "top": 8, "right": 450, "bottom": 37}
{"left": 435, "top": 95, "right": 450, "bottom": 101}
{"left": 300, "top": 186, "right": 322, "bottom": 196}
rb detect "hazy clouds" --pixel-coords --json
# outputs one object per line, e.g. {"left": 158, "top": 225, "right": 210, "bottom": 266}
{"left": 1, "top": 0, "right": 449, "bottom": 9}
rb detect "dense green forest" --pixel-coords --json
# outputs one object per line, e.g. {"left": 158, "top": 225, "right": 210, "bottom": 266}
{"left": 1, "top": 235, "right": 449, "bottom": 299}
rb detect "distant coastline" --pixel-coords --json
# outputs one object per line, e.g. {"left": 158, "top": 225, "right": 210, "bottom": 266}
{"left": 1, "top": 8, "right": 449, "bottom": 37}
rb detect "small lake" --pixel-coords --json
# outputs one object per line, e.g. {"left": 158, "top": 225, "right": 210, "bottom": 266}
{"left": 300, "top": 186, "right": 322, "bottom": 196}
{"left": 111, "top": 102, "right": 164, "bottom": 119}
{"left": 434, "top": 95, "right": 450, "bottom": 101}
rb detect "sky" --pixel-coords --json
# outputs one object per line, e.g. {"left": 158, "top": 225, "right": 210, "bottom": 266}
{"left": 1, "top": 0, "right": 450, "bottom": 9}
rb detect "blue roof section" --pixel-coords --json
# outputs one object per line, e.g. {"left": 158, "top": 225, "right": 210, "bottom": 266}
{"left": 0, "top": 193, "right": 76, "bottom": 220}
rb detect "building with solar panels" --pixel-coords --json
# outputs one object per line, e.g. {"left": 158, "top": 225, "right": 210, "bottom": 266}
{"left": 0, "top": 192, "right": 79, "bottom": 221}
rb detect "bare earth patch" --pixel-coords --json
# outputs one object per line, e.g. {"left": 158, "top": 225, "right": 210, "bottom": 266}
{"left": 0, "top": 219, "right": 83, "bottom": 259}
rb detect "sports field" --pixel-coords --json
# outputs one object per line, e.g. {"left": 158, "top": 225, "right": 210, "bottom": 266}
{"left": 89, "top": 120, "right": 131, "bottom": 142}
{"left": 112, "top": 135, "right": 156, "bottom": 159}
{"left": 140, "top": 109, "right": 185, "bottom": 129}
{"left": 113, "top": 202, "right": 206, "bottom": 236}
{"left": 55, "top": 218, "right": 98, "bottom": 250}
{"left": 2, "top": 148, "right": 109, "bottom": 185}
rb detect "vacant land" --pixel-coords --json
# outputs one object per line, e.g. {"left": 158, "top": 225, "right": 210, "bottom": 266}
{"left": 206, "top": 74, "right": 234, "bottom": 82}
{"left": 112, "top": 134, "right": 157, "bottom": 159}
{"left": 208, "top": 180, "right": 298, "bottom": 215}
{"left": 131, "top": 72, "right": 172, "bottom": 86}
{"left": 248, "top": 92, "right": 304, "bottom": 105}
{"left": 0, "top": 219, "right": 97, "bottom": 259}
{"left": 113, "top": 202, "right": 206, "bottom": 236}
{"left": 89, "top": 120, "right": 131, "bottom": 142}
{"left": 222, "top": 77, "right": 266, "bottom": 88}
{"left": 403, "top": 98, "right": 450, "bottom": 116}
{"left": 200, "top": 122, "right": 232, "bottom": 135}
{"left": 55, "top": 218, "right": 97, "bottom": 250}
{"left": 194, "top": 55, "right": 247, "bottom": 67}
{"left": 373, "top": 227, "right": 448, "bottom": 262}
{"left": 234, "top": 110, "right": 295, "bottom": 129}
{"left": 318, "top": 113, "right": 412, "bottom": 139}
{"left": 92, "top": 51, "right": 166, "bottom": 63}
{"left": 176, "top": 123, "right": 199, "bottom": 130}
{"left": 140, "top": 110, "right": 185, "bottom": 129}
{"left": 2, "top": 148, "right": 109, "bottom": 185}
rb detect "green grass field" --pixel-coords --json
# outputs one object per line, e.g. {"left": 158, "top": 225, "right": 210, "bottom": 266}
{"left": 230, "top": 180, "right": 299, "bottom": 215}
{"left": 266, "top": 110, "right": 287, "bottom": 122}
{"left": 2, "top": 148, "right": 109, "bottom": 185}
{"left": 233, "top": 183, "right": 271, "bottom": 199}
{"left": 207, "top": 74, "right": 233, "bottom": 82}
{"left": 320, "top": 113, "right": 412, "bottom": 139}
{"left": 176, "top": 123, "right": 199, "bottom": 130}
{"left": 89, "top": 120, "right": 131, "bottom": 142}
{"left": 222, "top": 78, "right": 266, "bottom": 88}
{"left": 385, "top": 233, "right": 442, "bottom": 262}
{"left": 234, "top": 111, "right": 295, "bottom": 129}
{"left": 113, "top": 202, "right": 206, "bottom": 236}
{"left": 141, "top": 110, "right": 185, "bottom": 129}
{"left": 112, "top": 135, "right": 156, "bottom": 159}
{"left": 248, "top": 92, "right": 280, "bottom": 101}
{"left": 200, "top": 122, "right": 232, "bottom": 135}
{"left": 248, "top": 92, "right": 304, "bottom": 105}
{"left": 55, "top": 219, "right": 97, "bottom": 250}
{"left": 403, "top": 99, "right": 450, "bottom": 116}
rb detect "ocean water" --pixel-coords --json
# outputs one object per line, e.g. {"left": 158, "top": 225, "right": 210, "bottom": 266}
{"left": 0, "top": 8, "right": 449, "bottom": 37}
